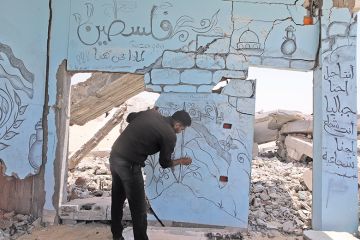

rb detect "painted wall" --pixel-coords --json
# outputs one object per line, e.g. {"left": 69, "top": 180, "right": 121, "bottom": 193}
{"left": 146, "top": 89, "right": 255, "bottom": 227}
{"left": 66, "top": 0, "right": 319, "bottom": 227}
{"left": 0, "top": 0, "right": 49, "bottom": 178}
{"left": 67, "top": 0, "right": 319, "bottom": 74}
{"left": 313, "top": 3, "right": 358, "bottom": 233}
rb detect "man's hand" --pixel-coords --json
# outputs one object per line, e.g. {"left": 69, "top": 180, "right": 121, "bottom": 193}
{"left": 180, "top": 157, "right": 192, "bottom": 165}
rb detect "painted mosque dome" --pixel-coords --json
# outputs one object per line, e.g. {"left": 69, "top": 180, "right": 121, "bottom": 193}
{"left": 237, "top": 29, "right": 261, "bottom": 50}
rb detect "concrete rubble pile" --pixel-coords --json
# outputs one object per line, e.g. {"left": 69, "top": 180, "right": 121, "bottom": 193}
{"left": 0, "top": 209, "right": 41, "bottom": 240}
{"left": 249, "top": 156, "right": 312, "bottom": 238}
{"left": 67, "top": 153, "right": 112, "bottom": 201}
{"left": 254, "top": 110, "right": 360, "bottom": 162}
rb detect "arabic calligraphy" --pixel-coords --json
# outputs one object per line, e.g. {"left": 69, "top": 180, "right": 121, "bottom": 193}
{"left": 74, "top": 2, "right": 220, "bottom": 46}
{"left": 321, "top": 44, "right": 357, "bottom": 182}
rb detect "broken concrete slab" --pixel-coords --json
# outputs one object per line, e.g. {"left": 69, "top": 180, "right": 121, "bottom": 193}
{"left": 280, "top": 119, "right": 313, "bottom": 135}
{"left": 59, "top": 197, "right": 131, "bottom": 221}
{"left": 303, "top": 230, "right": 359, "bottom": 240}
{"left": 268, "top": 110, "right": 307, "bottom": 130}
{"left": 254, "top": 112, "right": 278, "bottom": 144}
{"left": 285, "top": 135, "right": 313, "bottom": 161}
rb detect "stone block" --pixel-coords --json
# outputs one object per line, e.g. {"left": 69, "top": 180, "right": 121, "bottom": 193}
{"left": 290, "top": 60, "right": 316, "bottom": 71}
{"left": 222, "top": 80, "right": 255, "bottom": 98}
{"left": 254, "top": 118, "right": 278, "bottom": 144}
{"left": 247, "top": 55, "right": 262, "bottom": 66}
{"left": 180, "top": 69, "right": 212, "bottom": 84}
{"left": 162, "top": 51, "right": 195, "bottom": 68}
{"left": 280, "top": 119, "right": 313, "bottom": 135}
{"left": 144, "top": 73, "right": 151, "bottom": 84}
{"left": 327, "top": 22, "right": 349, "bottom": 37}
{"left": 145, "top": 85, "right": 162, "bottom": 93}
{"left": 226, "top": 54, "right": 248, "bottom": 70}
{"left": 285, "top": 135, "right": 313, "bottom": 161}
{"left": 197, "top": 85, "right": 213, "bottom": 93}
{"left": 151, "top": 69, "right": 180, "bottom": 85}
{"left": 163, "top": 85, "right": 197, "bottom": 93}
{"left": 262, "top": 57, "right": 290, "bottom": 69}
{"left": 236, "top": 98, "right": 255, "bottom": 115}
{"left": 212, "top": 70, "right": 247, "bottom": 84}
{"left": 196, "top": 54, "right": 225, "bottom": 69}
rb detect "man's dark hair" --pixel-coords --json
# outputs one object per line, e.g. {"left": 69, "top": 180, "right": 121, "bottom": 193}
{"left": 172, "top": 110, "right": 191, "bottom": 127}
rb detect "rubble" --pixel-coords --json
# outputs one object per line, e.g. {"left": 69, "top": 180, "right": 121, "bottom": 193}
{"left": 0, "top": 209, "right": 40, "bottom": 240}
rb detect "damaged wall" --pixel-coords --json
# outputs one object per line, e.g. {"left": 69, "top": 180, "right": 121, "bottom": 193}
{"left": 0, "top": 0, "right": 49, "bottom": 216}
{"left": 0, "top": 0, "right": 358, "bottom": 233}
{"left": 65, "top": 0, "right": 320, "bottom": 228}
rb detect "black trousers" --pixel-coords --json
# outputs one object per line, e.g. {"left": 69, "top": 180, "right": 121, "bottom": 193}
{"left": 110, "top": 155, "right": 149, "bottom": 240}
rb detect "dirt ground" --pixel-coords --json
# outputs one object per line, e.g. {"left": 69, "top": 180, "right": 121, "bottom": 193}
{"left": 17, "top": 222, "right": 303, "bottom": 240}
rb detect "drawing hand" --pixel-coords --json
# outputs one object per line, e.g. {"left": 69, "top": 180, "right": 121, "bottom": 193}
{"left": 180, "top": 157, "right": 192, "bottom": 165}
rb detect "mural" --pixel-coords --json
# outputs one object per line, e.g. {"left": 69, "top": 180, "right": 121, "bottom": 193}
{"left": 312, "top": 8, "right": 358, "bottom": 232}
{"left": 0, "top": 42, "right": 33, "bottom": 151}
{"left": 145, "top": 90, "right": 255, "bottom": 227}
{"left": 68, "top": 0, "right": 319, "bottom": 72}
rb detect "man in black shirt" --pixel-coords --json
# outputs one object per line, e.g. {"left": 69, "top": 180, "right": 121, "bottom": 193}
{"left": 110, "top": 109, "right": 192, "bottom": 240}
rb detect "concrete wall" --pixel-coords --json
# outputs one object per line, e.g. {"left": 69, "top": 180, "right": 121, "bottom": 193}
{"left": 312, "top": 2, "right": 358, "bottom": 233}
{"left": 0, "top": 0, "right": 49, "bottom": 216}
{"left": 1, "top": 0, "right": 358, "bottom": 232}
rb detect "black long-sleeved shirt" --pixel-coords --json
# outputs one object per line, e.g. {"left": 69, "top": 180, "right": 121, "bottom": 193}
{"left": 110, "top": 109, "right": 176, "bottom": 168}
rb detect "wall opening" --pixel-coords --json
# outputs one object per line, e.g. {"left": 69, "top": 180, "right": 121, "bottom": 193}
{"left": 60, "top": 71, "right": 159, "bottom": 222}
{"left": 248, "top": 66, "right": 315, "bottom": 233}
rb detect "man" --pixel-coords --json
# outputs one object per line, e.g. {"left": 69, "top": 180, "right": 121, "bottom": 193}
{"left": 109, "top": 108, "right": 192, "bottom": 240}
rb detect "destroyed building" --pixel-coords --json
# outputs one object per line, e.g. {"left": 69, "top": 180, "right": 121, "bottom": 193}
{"left": 0, "top": 0, "right": 359, "bottom": 239}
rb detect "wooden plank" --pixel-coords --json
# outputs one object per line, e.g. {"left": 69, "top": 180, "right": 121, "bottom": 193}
{"left": 70, "top": 73, "right": 144, "bottom": 126}
{"left": 68, "top": 105, "right": 127, "bottom": 170}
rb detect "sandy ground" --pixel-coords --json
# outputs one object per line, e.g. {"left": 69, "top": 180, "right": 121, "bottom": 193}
{"left": 17, "top": 223, "right": 303, "bottom": 240}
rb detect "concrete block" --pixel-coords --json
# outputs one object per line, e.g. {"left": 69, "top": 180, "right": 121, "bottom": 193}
{"left": 151, "top": 69, "right": 180, "bottom": 85}
{"left": 226, "top": 54, "right": 248, "bottom": 70}
{"left": 180, "top": 69, "right": 212, "bottom": 84}
{"left": 162, "top": 51, "right": 195, "bottom": 69}
{"left": 327, "top": 22, "right": 349, "bottom": 37}
{"left": 303, "top": 230, "right": 358, "bottom": 240}
{"left": 144, "top": 73, "right": 151, "bottom": 84}
{"left": 196, "top": 54, "right": 225, "bottom": 70}
{"left": 254, "top": 117, "right": 279, "bottom": 144}
{"left": 197, "top": 85, "right": 213, "bottom": 93}
{"left": 262, "top": 57, "right": 290, "bottom": 69}
{"left": 247, "top": 55, "right": 262, "bottom": 66}
{"left": 163, "top": 85, "right": 197, "bottom": 93}
{"left": 228, "top": 96, "right": 237, "bottom": 108}
{"left": 236, "top": 98, "right": 255, "bottom": 115}
{"left": 222, "top": 80, "right": 255, "bottom": 98}
{"left": 145, "top": 85, "right": 162, "bottom": 93}
{"left": 290, "top": 60, "right": 316, "bottom": 71}
{"left": 285, "top": 135, "right": 313, "bottom": 161}
{"left": 212, "top": 70, "right": 247, "bottom": 84}
{"left": 280, "top": 119, "right": 313, "bottom": 135}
